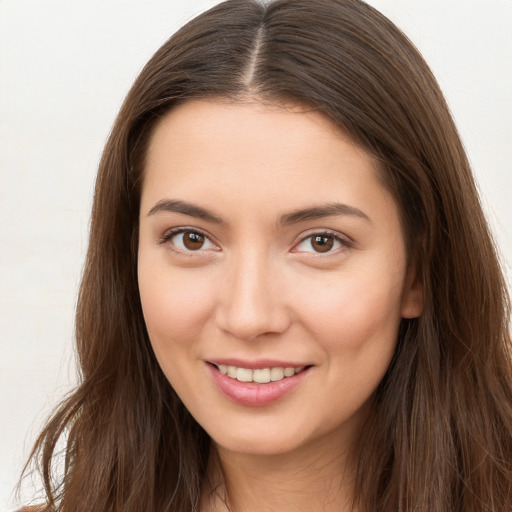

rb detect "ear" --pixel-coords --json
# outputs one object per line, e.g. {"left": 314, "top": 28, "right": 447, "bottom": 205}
{"left": 401, "top": 258, "right": 423, "bottom": 319}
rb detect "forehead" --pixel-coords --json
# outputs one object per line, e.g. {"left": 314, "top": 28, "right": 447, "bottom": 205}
{"left": 141, "top": 99, "right": 398, "bottom": 228}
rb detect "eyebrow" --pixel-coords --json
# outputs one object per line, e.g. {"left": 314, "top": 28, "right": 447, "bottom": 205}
{"left": 147, "top": 199, "right": 371, "bottom": 225}
{"left": 147, "top": 199, "right": 224, "bottom": 224}
{"left": 279, "top": 203, "right": 371, "bottom": 226}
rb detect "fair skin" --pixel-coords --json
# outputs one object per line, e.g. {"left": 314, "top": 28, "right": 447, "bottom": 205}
{"left": 137, "top": 99, "right": 422, "bottom": 512}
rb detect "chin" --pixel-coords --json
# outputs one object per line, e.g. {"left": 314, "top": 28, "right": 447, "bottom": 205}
{"left": 213, "top": 432, "right": 306, "bottom": 457}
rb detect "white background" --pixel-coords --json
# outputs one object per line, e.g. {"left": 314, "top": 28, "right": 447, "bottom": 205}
{"left": 1, "top": 1, "right": 511, "bottom": 509}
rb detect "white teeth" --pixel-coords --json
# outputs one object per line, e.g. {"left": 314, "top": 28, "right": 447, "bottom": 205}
{"left": 284, "top": 367, "right": 295, "bottom": 377}
{"left": 253, "top": 368, "right": 271, "bottom": 383}
{"left": 270, "top": 367, "right": 284, "bottom": 381}
{"left": 216, "top": 364, "right": 306, "bottom": 383}
{"left": 236, "top": 367, "right": 253, "bottom": 382}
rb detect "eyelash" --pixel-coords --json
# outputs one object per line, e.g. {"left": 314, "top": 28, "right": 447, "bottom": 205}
{"left": 159, "top": 227, "right": 219, "bottom": 253}
{"left": 158, "top": 227, "right": 352, "bottom": 255}
{"left": 292, "top": 230, "right": 353, "bottom": 255}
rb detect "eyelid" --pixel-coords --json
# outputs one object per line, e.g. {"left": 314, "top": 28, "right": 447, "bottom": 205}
{"left": 157, "top": 226, "right": 352, "bottom": 255}
{"left": 291, "top": 229, "right": 353, "bottom": 254}
{"left": 158, "top": 226, "right": 220, "bottom": 252}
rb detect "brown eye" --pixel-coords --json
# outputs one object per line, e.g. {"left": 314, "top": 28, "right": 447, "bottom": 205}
{"left": 293, "top": 232, "right": 344, "bottom": 255}
{"left": 182, "top": 231, "right": 205, "bottom": 250}
{"left": 162, "top": 228, "right": 218, "bottom": 253}
{"left": 311, "top": 235, "right": 334, "bottom": 253}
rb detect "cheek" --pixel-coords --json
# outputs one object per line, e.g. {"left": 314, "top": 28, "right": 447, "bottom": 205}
{"left": 138, "top": 261, "right": 215, "bottom": 354}
{"left": 293, "top": 266, "right": 405, "bottom": 353}
{"left": 293, "top": 268, "right": 404, "bottom": 420}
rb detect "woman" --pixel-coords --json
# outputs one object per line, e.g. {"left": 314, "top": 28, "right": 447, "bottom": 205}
{"left": 19, "top": 0, "right": 512, "bottom": 511}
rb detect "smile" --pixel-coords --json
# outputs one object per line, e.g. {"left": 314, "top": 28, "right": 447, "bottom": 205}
{"left": 215, "top": 364, "right": 306, "bottom": 383}
{"left": 208, "top": 362, "right": 311, "bottom": 406}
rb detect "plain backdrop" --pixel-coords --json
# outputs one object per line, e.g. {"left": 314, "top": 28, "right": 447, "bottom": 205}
{"left": 1, "top": 1, "right": 511, "bottom": 509}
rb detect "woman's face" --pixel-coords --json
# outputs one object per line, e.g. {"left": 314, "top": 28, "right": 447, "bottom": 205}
{"left": 138, "top": 99, "right": 421, "bottom": 456}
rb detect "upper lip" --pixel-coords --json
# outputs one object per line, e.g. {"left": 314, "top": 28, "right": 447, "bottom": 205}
{"left": 207, "top": 358, "right": 311, "bottom": 370}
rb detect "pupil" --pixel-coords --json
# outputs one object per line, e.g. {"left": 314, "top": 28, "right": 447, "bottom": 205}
{"left": 312, "top": 235, "right": 333, "bottom": 253}
{"left": 184, "top": 232, "right": 204, "bottom": 250}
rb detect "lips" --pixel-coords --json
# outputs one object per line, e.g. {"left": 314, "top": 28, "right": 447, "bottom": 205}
{"left": 207, "top": 360, "right": 311, "bottom": 406}
{"left": 215, "top": 364, "right": 306, "bottom": 383}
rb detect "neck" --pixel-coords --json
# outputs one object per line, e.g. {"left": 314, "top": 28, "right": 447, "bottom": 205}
{"left": 201, "top": 437, "right": 360, "bottom": 512}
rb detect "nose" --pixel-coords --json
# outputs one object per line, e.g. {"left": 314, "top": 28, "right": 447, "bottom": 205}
{"left": 215, "top": 250, "right": 291, "bottom": 341}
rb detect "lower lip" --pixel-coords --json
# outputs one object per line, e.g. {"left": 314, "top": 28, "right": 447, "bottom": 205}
{"left": 208, "top": 364, "right": 310, "bottom": 406}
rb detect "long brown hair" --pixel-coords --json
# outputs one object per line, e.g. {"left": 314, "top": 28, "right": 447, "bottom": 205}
{"left": 21, "top": 0, "right": 512, "bottom": 510}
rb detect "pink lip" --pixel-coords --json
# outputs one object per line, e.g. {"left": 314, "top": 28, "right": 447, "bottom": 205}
{"left": 207, "top": 362, "right": 311, "bottom": 407}
{"left": 208, "top": 358, "right": 307, "bottom": 370}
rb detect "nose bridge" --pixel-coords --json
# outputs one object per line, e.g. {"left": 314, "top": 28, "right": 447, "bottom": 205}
{"left": 216, "top": 245, "right": 288, "bottom": 340}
